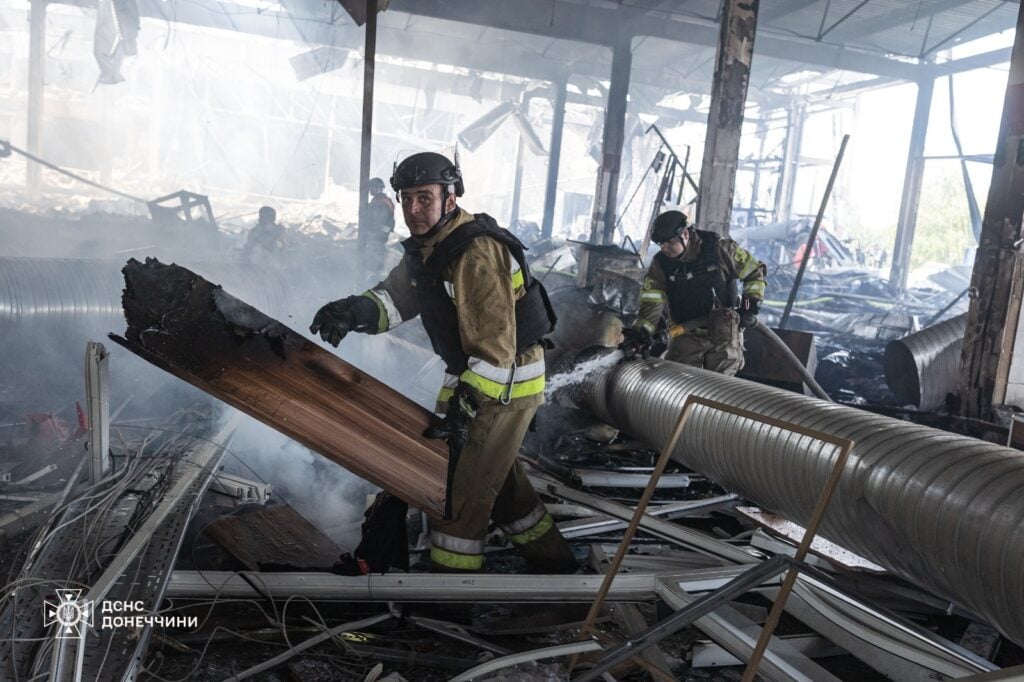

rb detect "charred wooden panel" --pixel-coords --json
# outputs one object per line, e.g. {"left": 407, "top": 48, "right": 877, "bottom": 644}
{"left": 111, "top": 257, "right": 448, "bottom": 517}
{"left": 206, "top": 504, "right": 346, "bottom": 571}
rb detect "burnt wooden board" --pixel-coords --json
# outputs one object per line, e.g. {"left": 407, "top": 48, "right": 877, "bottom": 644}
{"left": 111, "top": 257, "right": 448, "bottom": 517}
{"left": 205, "top": 504, "right": 345, "bottom": 570}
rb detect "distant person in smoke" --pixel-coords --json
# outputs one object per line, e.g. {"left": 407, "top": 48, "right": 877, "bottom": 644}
{"left": 309, "top": 151, "right": 576, "bottom": 575}
{"left": 792, "top": 233, "right": 829, "bottom": 269}
{"left": 619, "top": 210, "right": 766, "bottom": 376}
{"left": 243, "top": 206, "right": 286, "bottom": 262}
{"left": 358, "top": 177, "right": 396, "bottom": 282}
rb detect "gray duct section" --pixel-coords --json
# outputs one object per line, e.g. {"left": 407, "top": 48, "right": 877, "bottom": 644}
{"left": 883, "top": 313, "right": 966, "bottom": 410}
{"left": 0, "top": 257, "right": 291, "bottom": 326}
{"left": 582, "top": 359, "right": 1024, "bottom": 647}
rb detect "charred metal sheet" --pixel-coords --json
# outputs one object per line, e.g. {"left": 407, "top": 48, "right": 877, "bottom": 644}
{"left": 583, "top": 359, "right": 1024, "bottom": 646}
{"left": 884, "top": 312, "right": 966, "bottom": 410}
{"left": 111, "top": 257, "right": 448, "bottom": 518}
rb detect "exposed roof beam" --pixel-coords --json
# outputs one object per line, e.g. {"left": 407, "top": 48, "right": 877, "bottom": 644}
{"left": 929, "top": 46, "right": 1011, "bottom": 77}
{"left": 759, "top": 0, "right": 822, "bottom": 25}
{"left": 387, "top": 0, "right": 923, "bottom": 80}
{"left": 919, "top": 10, "right": 1016, "bottom": 58}
{"left": 826, "top": 0, "right": 968, "bottom": 43}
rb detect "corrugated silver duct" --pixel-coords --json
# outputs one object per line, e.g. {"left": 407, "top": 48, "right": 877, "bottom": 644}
{"left": 0, "top": 258, "right": 291, "bottom": 326}
{"left": 582, "top": 359, "right": 1024, "bottom": 646}
{"left": 884, "top": 313, "right": 967, "bottom": 410}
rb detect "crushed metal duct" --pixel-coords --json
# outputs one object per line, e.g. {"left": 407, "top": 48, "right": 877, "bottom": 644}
{"left": 883, "top": 312, "right": 966, "bottom": 410}
{"left": 457, "top": 99, "right": 547, "bottom": 155}
{"left": 93, "top": 0, "right": 140, "bottom": 84}
{"left": 457, "top": 100, "right": 516, "bottom": 151}
{"left": 582, "top": 359, "right": 1024, "bottom": 647}
{"left": 111, "top": 258, "right": 449, "bottom": 517}
{"left": 511, "top": 106, "right": 547, "bottom": 155}
{"left": 0, "top": 257, "right": 291, "bottom": 326}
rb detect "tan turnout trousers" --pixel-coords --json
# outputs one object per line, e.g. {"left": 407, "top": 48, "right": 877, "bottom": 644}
{"left": 665, "top": 308, "right": 745, "bottom": 376}
{"left": 429, "top": 403, "right": 577, "bottom": 573}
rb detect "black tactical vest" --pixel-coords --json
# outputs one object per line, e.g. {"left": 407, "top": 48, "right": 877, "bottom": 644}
{"left": 401, "top": 213, "right": 557, "bottom": 375}
{"left": 655, "top": 229, "right": 730, "bottom": 322}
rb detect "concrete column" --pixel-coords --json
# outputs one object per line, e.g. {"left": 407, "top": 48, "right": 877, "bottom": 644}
{"left": 541, "top": 75, "right": 568, "bottom": 239}
{"left": 889, "top": 78, "right": 935, "bottom": 293}
{"left": 590, "top": 33, "right": 632, "bottom": 244}
{"left": 960, "top": 1, "right": 1024, "bottom": 420}
{"left": 696, "top": 0, "right": 760, "bottom": 237}
{"left": 26, "top": 0, "right": 46, "bottom": 195}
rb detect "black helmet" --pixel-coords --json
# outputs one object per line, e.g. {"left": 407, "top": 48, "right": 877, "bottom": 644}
{"left": 651, "top": 210, "right": 689, "bottom": 244}
{"left": 258, "top": 206, "right": 276, "bottom": 225}
{"left": 389, "top": 152, "right": 464, "bottom": 196}
{"left": 368, "top": 177, "right": 385, "bottom": 193}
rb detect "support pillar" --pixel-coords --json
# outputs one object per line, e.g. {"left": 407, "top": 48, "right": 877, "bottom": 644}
{"left": 26, "top": 0, "right": 46, "bottom": 196}
{"left": 774, "top": 101, "right": 805, "bottom": 222}
{"left": 591, "top": 33, "right": 632, "bottom": 244}
{"left": 696, "top": 0, "right": 760, "bottom": 237}
{"left": 357, "top": 0, "right": 377, "bottom": 282}
{"left": 509, "top": 135, "right": 525, "bottom": 225}
{"left": 959, "top": 1, "right": 1024, "bottom": 420}
{"left": 542, "top": 75, "right": 568, "bottom": 239}
{"left": 889, "top": 78, "right": 935, "bottom": 292}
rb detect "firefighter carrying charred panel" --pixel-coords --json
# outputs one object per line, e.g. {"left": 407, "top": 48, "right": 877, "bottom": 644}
{"left": 619, "top": 210, "right": 766, "bottom": 375}
{"left": 310, "top": 152, "right": 576, "bottom": 575}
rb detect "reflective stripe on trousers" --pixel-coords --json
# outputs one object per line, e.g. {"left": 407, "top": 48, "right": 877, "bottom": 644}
{"left": 499, "top": 501, "right": 555, "bottom": 546}
{"left": 430, "top": 530, "right": 484, "bottom": 570}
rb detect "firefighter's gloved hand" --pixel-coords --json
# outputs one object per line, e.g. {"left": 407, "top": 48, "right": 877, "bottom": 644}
{"left": 425, "top": 382, "right": 479, "bottom": 453}
{"left": 619, "top": 326, "right": 652, "bottom": 360}
{"left": 309, "top": 295, "right": 378, "bottom": 346}
{"left": 739, "top": 297, "right": 759, "bottom": 330}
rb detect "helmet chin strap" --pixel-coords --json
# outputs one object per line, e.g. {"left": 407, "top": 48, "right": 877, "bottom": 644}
{"left": 418, "top": 184, "right": 456, "bottom": 240}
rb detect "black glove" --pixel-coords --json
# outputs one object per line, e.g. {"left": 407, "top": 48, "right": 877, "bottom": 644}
{"left": 309, "top": 295, "right": 378, "bottom": 346}
{"left": 619, "top": 326, "right": 653, "bottom": 360}
{"left": 739, "top": 297, "right": 759, "bottom": 330}
{"left": 425, "top": 382, "right": 479, "bottom": 455}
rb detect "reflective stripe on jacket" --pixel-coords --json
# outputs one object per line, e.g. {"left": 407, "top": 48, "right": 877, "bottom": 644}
{"left": 362, "top": 208, "right": 545, "bottom": 413}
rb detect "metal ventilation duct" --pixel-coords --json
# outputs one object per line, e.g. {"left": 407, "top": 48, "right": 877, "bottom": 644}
{"left": 582, "top": 359, "right": 1024, "bottom": 646}
{"left": 0, "top": 258, "right": 291, "bottom": 326}
{"left": 884, "top": 313, "right": 967, "bottom": 410}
